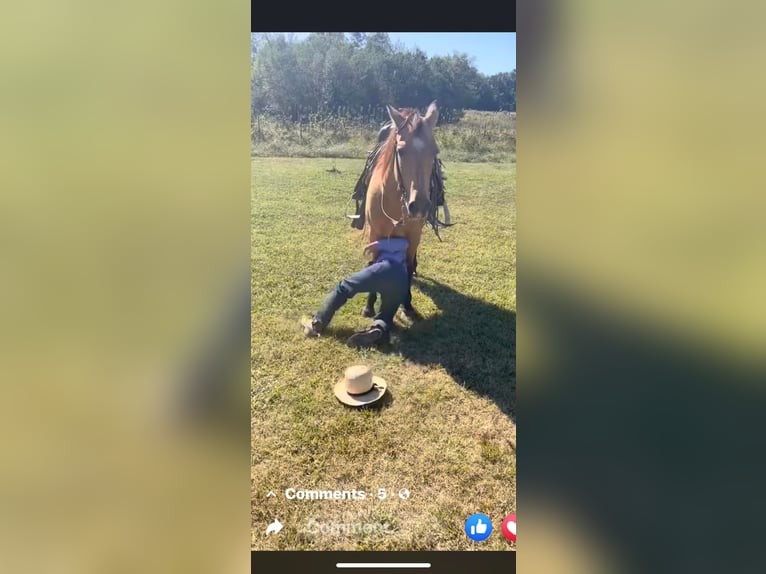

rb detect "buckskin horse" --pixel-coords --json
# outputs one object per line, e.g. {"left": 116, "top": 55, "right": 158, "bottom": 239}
{"left": 359, "top": 101, "right": 442, "bottom": 321}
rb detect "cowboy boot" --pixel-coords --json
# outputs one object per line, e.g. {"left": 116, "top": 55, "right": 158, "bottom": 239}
{"left": 346, "top": 324, "right": 389, "bottom": 348}
{"left": 300, "top": 315, "right": 325, "bottom": 338}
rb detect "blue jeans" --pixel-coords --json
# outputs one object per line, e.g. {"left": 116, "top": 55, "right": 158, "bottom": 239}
{"left": 315, "top": 259, "right": 409, "bottom": 332}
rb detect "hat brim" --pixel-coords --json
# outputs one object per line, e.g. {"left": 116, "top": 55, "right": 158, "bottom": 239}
{"left": 334, "top": 376, "right": 388, "bottom": 407}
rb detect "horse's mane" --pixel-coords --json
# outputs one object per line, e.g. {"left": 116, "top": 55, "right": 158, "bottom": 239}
{"left": 371, "top": 108, "right": 422, "bottom": 182}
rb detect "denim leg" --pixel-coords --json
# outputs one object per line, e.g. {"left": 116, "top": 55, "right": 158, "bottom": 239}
{"left": 373, "top": 266, "right": 409, "bottom": 331}
{"left": 314, "top": 264, "right": 381, "bottom": 327}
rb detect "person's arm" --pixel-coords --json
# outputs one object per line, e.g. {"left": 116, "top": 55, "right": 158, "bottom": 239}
{"left": 363, "top": 241, "right": 379, "bottom": 257}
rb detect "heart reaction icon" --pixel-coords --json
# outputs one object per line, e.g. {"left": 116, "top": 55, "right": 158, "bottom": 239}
{"left": 502, "top": 513, "right": 516, "bottom": 542}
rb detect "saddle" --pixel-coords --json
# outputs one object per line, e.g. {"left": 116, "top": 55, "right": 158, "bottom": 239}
{"left": 349, "top": 122, "right": 448, "bottom": 236}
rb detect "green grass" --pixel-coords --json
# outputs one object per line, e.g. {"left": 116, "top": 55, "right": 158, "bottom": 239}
{"left": 251, "top": 110, "right": 516, "bottom": 163}
{"left": 251, "top": 156, "right": 516, "bottom": 550}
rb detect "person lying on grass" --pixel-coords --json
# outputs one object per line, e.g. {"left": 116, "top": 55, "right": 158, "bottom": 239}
{"left": 300, "top": 238, "right": 409, "bottom": 348}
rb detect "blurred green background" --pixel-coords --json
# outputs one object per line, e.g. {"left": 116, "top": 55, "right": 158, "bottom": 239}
{"left": 519, "top": 2, "right": 766, "bottom": 573}
{"left": 0, "top": 1, "right": 250, "bottom": 572}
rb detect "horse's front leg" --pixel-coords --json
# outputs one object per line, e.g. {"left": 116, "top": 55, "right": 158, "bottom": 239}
{"left": 402, "top": 264, "right": 414, "bottom": 311}
{"left": 362, "top": 260, "right": 377, "bottom": 317}
{"left": 401, "top": 256, "right": 422, "bottom": 321}
{"left": 363, "top": 290, "right": 377, "bottom": 318}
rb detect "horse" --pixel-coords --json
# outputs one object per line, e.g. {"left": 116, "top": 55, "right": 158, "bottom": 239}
{"left": 361, "top": 101, "right": 440, "bottom": 321}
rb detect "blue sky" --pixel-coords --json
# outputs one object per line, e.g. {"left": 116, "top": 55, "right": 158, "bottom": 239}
{"left": 274, "top": 33, "right": 516, "bottom": 76}
{"left": 388, "top": 33, "right": 515, "bottom": 76}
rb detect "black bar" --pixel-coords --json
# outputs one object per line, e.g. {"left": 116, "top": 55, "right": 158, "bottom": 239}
{"left": 251, "top": 3, "right": 516, "bottom": 33}
{"left": 252, "top": 551, "right": 515, "bottom": 573}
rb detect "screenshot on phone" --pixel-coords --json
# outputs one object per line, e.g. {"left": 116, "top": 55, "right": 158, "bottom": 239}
{"left": 251, "top": 23, "right": 516, "bottom": 573}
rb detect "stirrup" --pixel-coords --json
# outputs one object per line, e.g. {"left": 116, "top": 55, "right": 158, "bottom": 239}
{"left": 345, "top": 197, "right": 363, "bottom": 219}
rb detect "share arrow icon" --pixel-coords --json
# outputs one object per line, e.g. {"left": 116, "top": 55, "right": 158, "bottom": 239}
{"left": 266, "top": 519, "right": 283, "bottom": 535}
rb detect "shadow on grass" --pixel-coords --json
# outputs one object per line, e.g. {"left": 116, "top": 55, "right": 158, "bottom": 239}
{"left": 395, "top": 275, "right": 516, "bottom": 421}
{"left": 337, "top": 389, "right": 395, "bottom": 413}
{"left": 309, "top": 326, "right": 397, "bottom": 414}
{"left": 317, "top": 276, "right": 516, "bottom": 421}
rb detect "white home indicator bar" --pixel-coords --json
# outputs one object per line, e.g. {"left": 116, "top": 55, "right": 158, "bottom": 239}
{"left": 336, "top": 564, "right": 431, "bottom": 569}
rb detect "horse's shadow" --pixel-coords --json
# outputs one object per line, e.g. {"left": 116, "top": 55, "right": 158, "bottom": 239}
{"left": 392, "top": 275, "right": 516, "bottom": 421}
{"left": 321, "top": 276, "right": 516, "bottom": 420}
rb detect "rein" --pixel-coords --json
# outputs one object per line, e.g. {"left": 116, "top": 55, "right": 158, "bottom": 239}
{"left": 349, "top": 115, "right": 456, "bottom": 243}
{"left": 379, "top": 117, "right": 412, "bottom": 230}
{"left": 379, "top": 146, "right": 409, "bottom": 229}
{"left": 374, "top": 114, "right": 452, "bottom": 239}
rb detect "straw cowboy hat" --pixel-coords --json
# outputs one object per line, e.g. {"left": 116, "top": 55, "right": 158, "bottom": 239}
{"left": 334, "top": 365, "right": 388, "bottom": 407}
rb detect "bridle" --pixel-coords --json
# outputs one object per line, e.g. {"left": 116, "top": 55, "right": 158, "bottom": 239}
{"left": 380, "top": 115, "right": 428, "bottom": 229}
{"left": 394, "top": 145, "right": 409, "bottom": 205}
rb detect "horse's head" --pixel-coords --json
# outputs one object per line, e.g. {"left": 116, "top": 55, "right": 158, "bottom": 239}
{"left": 386, "top": 101, "right": 440, "bottom": 220}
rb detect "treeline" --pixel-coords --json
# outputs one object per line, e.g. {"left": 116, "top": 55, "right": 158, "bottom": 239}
{"left": 251, "top": 33, "right": 516, "bottom": 123}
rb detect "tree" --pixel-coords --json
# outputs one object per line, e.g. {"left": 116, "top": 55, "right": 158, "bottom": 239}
{"left": 253, "top": 35, "right": 308, "bottom": 118}
{"left": 348, "top": 32, "right": 366, "bottom": 48}
{"left": 250, "top": 32, "right": 515, "bottom": 122}
{"left": 365, "top": 32, "right": 393, "bottom": 53}
{"left": 488, "top": 71, "right": 516, "bottom": 111}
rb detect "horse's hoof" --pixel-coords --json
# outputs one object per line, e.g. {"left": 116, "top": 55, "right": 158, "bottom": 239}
{"left": 362, "top": 307, "right": 375, "bottom": 318}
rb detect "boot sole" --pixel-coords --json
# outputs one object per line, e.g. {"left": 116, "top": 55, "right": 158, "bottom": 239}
{"left": 347, "top": 329, "right": 386, "bottom": 347}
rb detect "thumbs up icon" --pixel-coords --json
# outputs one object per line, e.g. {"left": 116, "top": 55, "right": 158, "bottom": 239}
{"left": 465, "top": 514, "right": 493, "bottom": 541}
{"left": 471, "top": 518, "right": 488, "bottom": 535}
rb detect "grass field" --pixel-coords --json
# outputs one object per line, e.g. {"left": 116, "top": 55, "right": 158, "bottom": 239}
{"left": 251, "top": 110, "right": 516, "bottom": 163}
{"left": 251, "top": 156, "right": 516, "bottom": 550}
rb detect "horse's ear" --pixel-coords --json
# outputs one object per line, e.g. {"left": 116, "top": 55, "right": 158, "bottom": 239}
{"left": 387, "top": 104, "right": 406, "bottom": 129}
{"left": 424, "top": 100, "right": 439, "bottom": 128}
